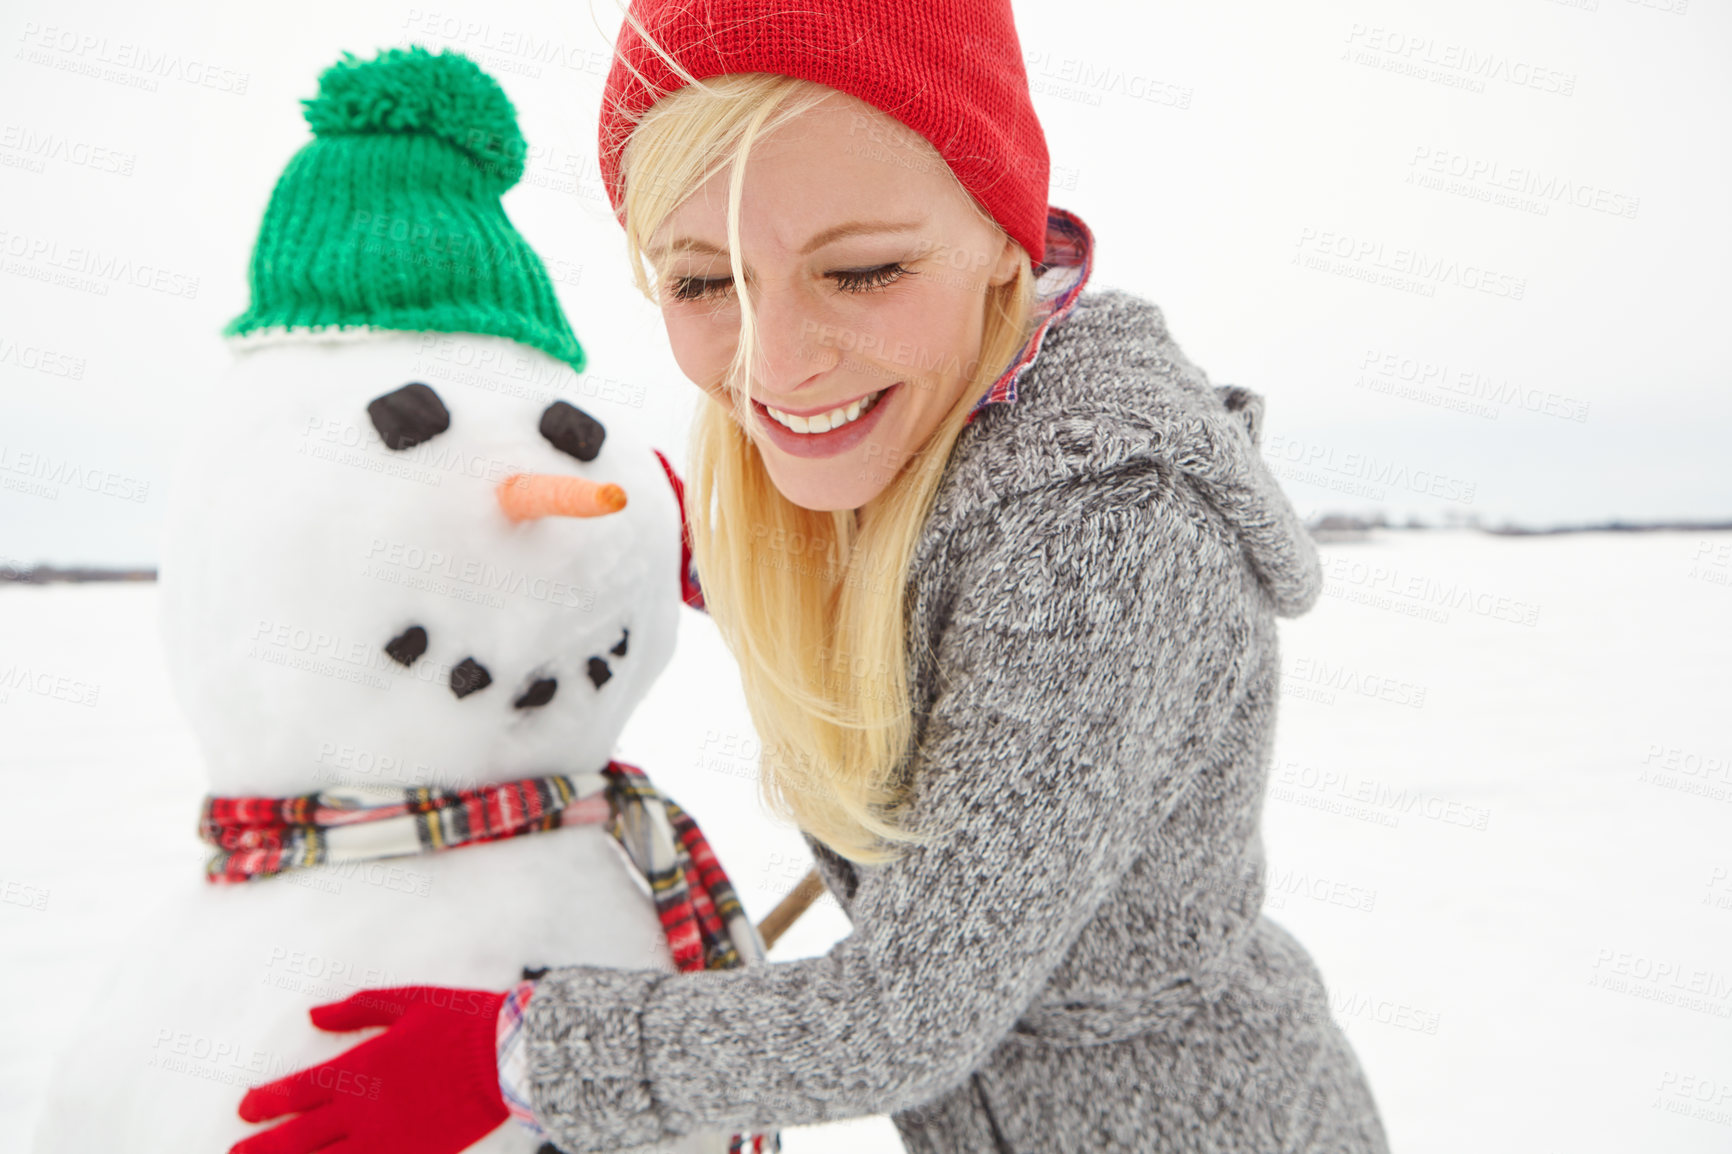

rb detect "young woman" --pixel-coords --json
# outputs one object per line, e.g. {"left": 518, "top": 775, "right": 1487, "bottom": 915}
{"left": 231, "top": 3, "right": 1392, "bottom": 1152}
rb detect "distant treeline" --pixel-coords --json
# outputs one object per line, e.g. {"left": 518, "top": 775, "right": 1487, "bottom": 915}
{"left": 1, "top": 565, "right": 156, "bottom": 584}
{"left": 1307, "top": 512, "right": 1732, "bottom": 538}
{"left": 6, "top": 514, "right": 1732, "bottom": 583}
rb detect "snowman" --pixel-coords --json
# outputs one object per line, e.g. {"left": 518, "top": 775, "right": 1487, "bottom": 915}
{"left": 29, "top": 47, "right": 770, "bottom": 1154}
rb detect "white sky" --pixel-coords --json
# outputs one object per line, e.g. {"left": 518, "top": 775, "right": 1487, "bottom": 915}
{"left": 2, "top": 0, "right": 1728, "bottom": 565}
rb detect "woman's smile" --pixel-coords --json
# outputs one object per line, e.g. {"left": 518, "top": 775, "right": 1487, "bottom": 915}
{"left": 751, "top": 382, "right": 901, "bottom": 459}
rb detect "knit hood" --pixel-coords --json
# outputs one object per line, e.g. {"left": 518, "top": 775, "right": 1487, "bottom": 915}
{"left": 938, "top": 286, "right": 1323, "bottom": 618}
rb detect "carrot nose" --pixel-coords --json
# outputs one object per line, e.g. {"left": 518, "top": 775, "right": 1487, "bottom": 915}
{"left": 497, "top": 473, "right": 627, "bottom": 522}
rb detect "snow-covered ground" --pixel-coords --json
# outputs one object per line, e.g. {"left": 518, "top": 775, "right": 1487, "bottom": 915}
{"left": 3, "top": 528, "right": 1729, "bottom": 1152}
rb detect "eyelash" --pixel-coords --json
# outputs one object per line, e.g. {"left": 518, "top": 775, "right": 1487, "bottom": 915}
{"left": 667, "top": 262, "right": 913, "bottom": 303}
{"left": 832, "top": 263, "right": 913, "bottom": 294}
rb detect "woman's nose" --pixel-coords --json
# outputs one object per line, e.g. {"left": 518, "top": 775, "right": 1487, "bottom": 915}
{"left": 750, "top": 283, "right": 840, "bottom": 396}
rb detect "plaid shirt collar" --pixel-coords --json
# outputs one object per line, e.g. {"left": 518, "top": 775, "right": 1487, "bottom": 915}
{"left": 965, "top": 205, "right": 1096, "bottom": 424}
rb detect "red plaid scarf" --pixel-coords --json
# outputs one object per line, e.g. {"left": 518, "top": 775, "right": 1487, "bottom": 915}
{"left": 198, "top": 760, "right": 764, "bottom": 973}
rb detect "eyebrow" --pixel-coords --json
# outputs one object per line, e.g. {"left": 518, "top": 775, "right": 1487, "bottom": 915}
{"left": 797, "top": 218, "right": 926, "bottom": 256}
{"left": 649, "top": 218, "right": 928, "bottom": 262}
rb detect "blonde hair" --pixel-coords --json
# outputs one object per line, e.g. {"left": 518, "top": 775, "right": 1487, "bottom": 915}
{"left": 613, "top": 56, "right": 1038, "bottom": 864}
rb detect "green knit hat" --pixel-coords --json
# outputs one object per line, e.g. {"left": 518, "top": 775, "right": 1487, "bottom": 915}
{"left": 224, "top": 46, "right": 586, "bottom": 372}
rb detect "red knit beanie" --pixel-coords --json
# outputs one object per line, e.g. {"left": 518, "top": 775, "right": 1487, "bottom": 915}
{"left": 597, "top": 0, "right": 1051, "bottom": 264}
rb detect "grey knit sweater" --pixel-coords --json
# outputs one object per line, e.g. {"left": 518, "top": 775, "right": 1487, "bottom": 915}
{"left": 522, "top": 287, "right": 1392, "bottom": 1153}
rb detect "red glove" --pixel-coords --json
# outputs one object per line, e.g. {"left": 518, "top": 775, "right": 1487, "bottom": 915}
{"left": 229, "top": 985, "right": 509, "bottom": 1154}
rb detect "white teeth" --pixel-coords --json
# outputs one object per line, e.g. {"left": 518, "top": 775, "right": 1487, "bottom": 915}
{"left": 766, "top": 389, "right": 883, "bottom": 434}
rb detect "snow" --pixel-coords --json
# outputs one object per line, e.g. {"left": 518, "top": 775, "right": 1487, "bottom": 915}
{"left": 4, "top": 527, "right": 1728, "bottom": 1150}
{"left": 2, "top": 0, "right": 1726, "bottom": 1145}
{"left": 15, "top": 328, "right": 738, "bottom": 1153}
{"left": 154, "top": 332, "right": 684, "bottom": 799}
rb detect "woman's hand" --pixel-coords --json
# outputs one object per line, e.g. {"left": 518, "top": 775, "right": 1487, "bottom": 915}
{"left": 229, "top": 985, "right": 510, "bottom": 1154}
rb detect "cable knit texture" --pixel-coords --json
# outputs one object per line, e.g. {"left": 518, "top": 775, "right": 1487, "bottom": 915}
{"left": 522, "top": 287, "right": 1391, "bottom": 1152}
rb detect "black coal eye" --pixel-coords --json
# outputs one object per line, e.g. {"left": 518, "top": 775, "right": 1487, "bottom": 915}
{"left": 586, "top": 656, "right": 612, "bottom": 689}
{"left": 383, "top": 625, "right": 428, "bottom": 666}
{"left": 514, "top": 678, "right": 557, "bottom": 709}
{"left": 609, "top": 628, "right": 628, "bottom": 657}
{"left": 368, "top": 382, "right": 450, "bottom": 451}
{"left": 450, "top": 657, "right": 492, "bottom": 699}
{"left": 539, "top": 401, "right": 606, "bottom": 462}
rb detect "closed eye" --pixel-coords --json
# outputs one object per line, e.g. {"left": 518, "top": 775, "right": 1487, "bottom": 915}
{"left": 666, "top": 262, "right": 914, "bottom": 303}
{"left": 829, "top": 262, "right": 912, "bottom": 293}
{"left": 668, "top": 275, "right": 732, "bottom": 303}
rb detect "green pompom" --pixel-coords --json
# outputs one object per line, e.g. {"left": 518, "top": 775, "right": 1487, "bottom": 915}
{"left": 302, "top": 45, "right": 526, "bottom": 189}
